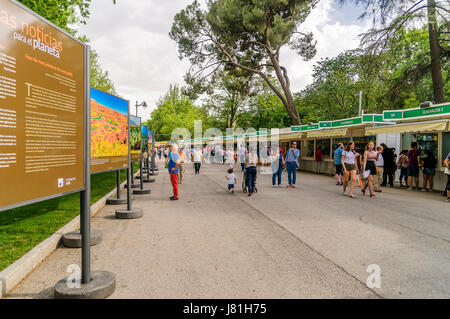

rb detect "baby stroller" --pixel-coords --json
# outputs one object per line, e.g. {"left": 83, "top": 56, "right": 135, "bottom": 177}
{"left": 242, "top": 168, "right": 258, "bottom": 193}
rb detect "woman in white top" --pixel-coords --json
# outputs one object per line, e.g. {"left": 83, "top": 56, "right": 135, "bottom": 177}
{"left": 226, "top": 148, "right": 235, "bottom": 168}
{"left": 341, "top": 141, "right": 357, "bottom": 198}
{"left": 193, "top": 147, "right": 203, "bottom": 175}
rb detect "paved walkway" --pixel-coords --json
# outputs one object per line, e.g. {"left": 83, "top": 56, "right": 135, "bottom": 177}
{"left": 7, "top": 160, "right": 450, "bottom": 298}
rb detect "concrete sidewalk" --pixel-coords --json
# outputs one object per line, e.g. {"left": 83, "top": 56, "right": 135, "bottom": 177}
{"left": 6, "top": 160, "right": 377, "bottom": 299}
{"left": 6, "top": 160, "right": 449, "bottom": 298}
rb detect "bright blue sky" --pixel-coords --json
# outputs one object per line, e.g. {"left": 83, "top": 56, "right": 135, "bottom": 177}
{"left": 91, "top": 88, "right": 129, "bottom": 116}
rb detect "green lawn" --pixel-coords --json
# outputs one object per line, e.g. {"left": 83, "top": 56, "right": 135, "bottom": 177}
{"left": 0, "top": 166, "right": 139, "bottom": 272}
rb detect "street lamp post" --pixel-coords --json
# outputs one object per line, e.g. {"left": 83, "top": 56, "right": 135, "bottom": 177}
{"left": 135, "top": 101, "right": 147, "bottom": 117}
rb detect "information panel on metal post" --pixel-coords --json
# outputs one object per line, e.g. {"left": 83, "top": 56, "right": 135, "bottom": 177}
{"left": 90, "top": 88, "right": 129, "bottom": 174}
{"left": 148, "top": 129, "right": 154, "bottom": 154}
{"left": 0, "top": 0, "right": 86, "bottom": 211}
{"left": 141, "top": 125, "right": 149, "bottom": 160}
{"left": 129, "top": 114, "right": 141, "bottom": 162}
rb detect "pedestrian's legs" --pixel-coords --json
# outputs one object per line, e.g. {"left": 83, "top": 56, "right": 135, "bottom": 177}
{"left": 423, "top": 174, "right": 428, "bottom": 190}
{"left": 277, "top": 167, "right": 283, "bottom": 185}
{"left": 287, "top": 162, "right": 293, "bottom": 185}
{"left": 382, "top": 167, "right": 388, "bottom": 186}
{"left": 292, "top": 163, "right": 297, "bottom": 185}
{"left": 343, "top": 171, "right": 349, "bottom": 193}
{"left": 349, "top": 170, "right": 356, "bottom": 195}
{"left": 170, "top": 173, "right": 179, "bottom": 198}
{"left": 374, "top": 167, "right": 381, "bottom": 190}
{"left": 272, "top": 172, "right": 276, "bottom": 186}
{"left": 241, "top": 162, "right": 245, "bottom": 172}
{"left": 429, "top": 175, "right": 434, "bottom": 190}
{"left": 249, "top": 167, "right": 256, "bottom": 193}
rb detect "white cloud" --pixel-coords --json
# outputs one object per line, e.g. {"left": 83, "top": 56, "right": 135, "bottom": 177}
{"left": 79, "top": 0, "right": 371, "bottom": 122}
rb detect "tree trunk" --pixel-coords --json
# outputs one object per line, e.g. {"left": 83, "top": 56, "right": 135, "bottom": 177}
{"left": 427, "top": 0, "right": 445, "bottom": 103}
{"left": 268, "top": 53, "right": 301, "bottom": 125}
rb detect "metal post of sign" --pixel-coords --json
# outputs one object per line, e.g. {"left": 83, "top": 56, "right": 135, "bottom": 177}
{"left": 55, "top": 45, "right": 115, "bottom": 299}
{"left": 116, "top": 102, "right": 143, "bottom": 219}
{"left": 106, "top": 169, "right": 127, "bottom": 205}
{"left": 133, "top": 125, "right": 150, "bottom": 195}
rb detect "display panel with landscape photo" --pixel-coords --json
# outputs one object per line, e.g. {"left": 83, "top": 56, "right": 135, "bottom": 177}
{"left": 130, "top": 115, "right": 141, "bottom": 161}
{"left": 90, "top": 88, "right": 129, "bottom": 173}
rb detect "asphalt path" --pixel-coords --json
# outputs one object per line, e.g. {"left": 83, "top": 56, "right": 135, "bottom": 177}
{"left": 7, "top": 160, "right": 449, "bottom": 298}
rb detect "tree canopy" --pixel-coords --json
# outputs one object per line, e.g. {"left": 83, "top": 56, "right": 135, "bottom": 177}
{"left": 170, "top": 0, "right": 319, "bottom": 125}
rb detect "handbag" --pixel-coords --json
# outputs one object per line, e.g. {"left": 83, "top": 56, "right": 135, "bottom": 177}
{"left": 363, "top": 170, "right": 370, "bottom": 179}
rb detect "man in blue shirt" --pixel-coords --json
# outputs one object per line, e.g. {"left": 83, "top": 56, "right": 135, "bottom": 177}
{"left": 285, "top": 142, "right": 300, "bottom": 188}
{"left": 168, "top": 144, "right": 180, "bottom": 200}
{"left": 334, "top": 143, "right": 344, "bottom": 186}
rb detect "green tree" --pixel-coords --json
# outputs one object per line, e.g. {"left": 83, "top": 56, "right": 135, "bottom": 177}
{"left": 202, "top": 70, "right": 256, "bottom": 130}
{"left": 170, "top": 0, "right": 319, "bottom": 125}
{"left": 18, "top": 0, "right": 91, "bottom": 34}
{"left": 237, "top": 78, "right": 291, "bottom": 129}
{"left": 342, "top": 0, "right": 449, "bottom": 103}
{"left": 146, "top": 85, "right": 212, "bottom": 141}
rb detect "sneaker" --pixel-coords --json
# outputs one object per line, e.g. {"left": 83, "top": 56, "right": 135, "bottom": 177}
{"left": 170, "top": 196, "right": 179, "bottom": 201}
{"left": 292, "top": 185, "right": 296, "bottom": 188}
{"left": 278, "top": 185, "right": 283, "bottom": 188}
{"left": 287, "top": 185, "right": 291, "bottom": 188}
{"left": 407, "top": 187, "right": 413, "bottom": 191}
{"left": 349, "top": 194, "right": 356, "bottom": 198}
{"left": 421, "top": 188, "right": 427, "bottom": 192}
{"left": 273, "top": 185, "right": 277, "bottom": 188}
{"left": 344, "top": 191, "right": 349, "bottom": 196}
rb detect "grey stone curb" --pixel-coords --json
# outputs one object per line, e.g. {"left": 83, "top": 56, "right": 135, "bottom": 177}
{"left": 0, "top": 172, "right": 140, "bottom": 298}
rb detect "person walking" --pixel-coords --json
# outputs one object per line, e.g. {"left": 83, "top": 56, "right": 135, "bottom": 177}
{"left": 226, "top": 147, "right": 235, "bottom": 168}
{"left": 334, "top": 143, "right": 344, "bottom": 186}
{"left": 271, "top": 147, "right": 285, "bottom": 188}
{"left": 381, "top": 143, "right": 395, "bottom": 187}
{"left": 342, "top": 141, "right": 357, "bottom": 198}
{"left": 163, "top": 148, "right": 169, "bottom": 163}
{"left": 444, "top": 152, "right": 450, "bottom": 202}
{"left": 374, "top": 145, "right": 384, "bottom": 192}
{"left": 238, "top": 145, "right": 246, "bottom": 172}
{"left": 226, "top": 168, "right": 236, "bottom": 194}
{"left": 158, "top": 148, "right": 162, "bottom": 160}
{"left": 193, "top": 146, "right": 203, "bottom": 175}
{"left": 168, "top": 144, "right": 180, "bottom": 201}
{"left": 285, "top": 142, "right": 300, "bottom": 188}
{"left": 315, "top": 146, "right": 323, "bottom": 174}
{"left": 355, "top": 147, "right": 362, "bottom": 188}
{"left": 407, "top": 142, "right": 421, "bottom": 191}
{"left": 397, "top": 150, "right": 408, "bottom": 187}
{"left": 361, "top": 142, "right": 379, "bottom": 199}
{"left": 421, "top": 150, "right": 437, "bottom": 192}
{"left": 245, "top": 147, "right": 258, "bottom": 197}
{"left": 177, "top": 147, "right": 186, "bottom": 184}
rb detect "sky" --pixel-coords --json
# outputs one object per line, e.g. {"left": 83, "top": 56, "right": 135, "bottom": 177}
{"left": 91, "top": 87, "right": 129, "bottom": 115}
{"left": 78, "top": 0, "right": 372, "bottom": 122}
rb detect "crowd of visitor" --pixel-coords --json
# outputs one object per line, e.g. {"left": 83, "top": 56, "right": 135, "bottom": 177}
{"left": 156, "top": 141, "right": 450, "bottom": 203}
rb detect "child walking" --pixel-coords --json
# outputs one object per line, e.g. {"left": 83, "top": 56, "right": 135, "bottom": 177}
{"left": 226, "top": 168, "right": 236, "bottom": 194}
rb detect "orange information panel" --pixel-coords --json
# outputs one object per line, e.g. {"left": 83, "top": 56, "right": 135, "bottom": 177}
{"left": 0, "top": 0, "right": 86, "bottom": 211}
